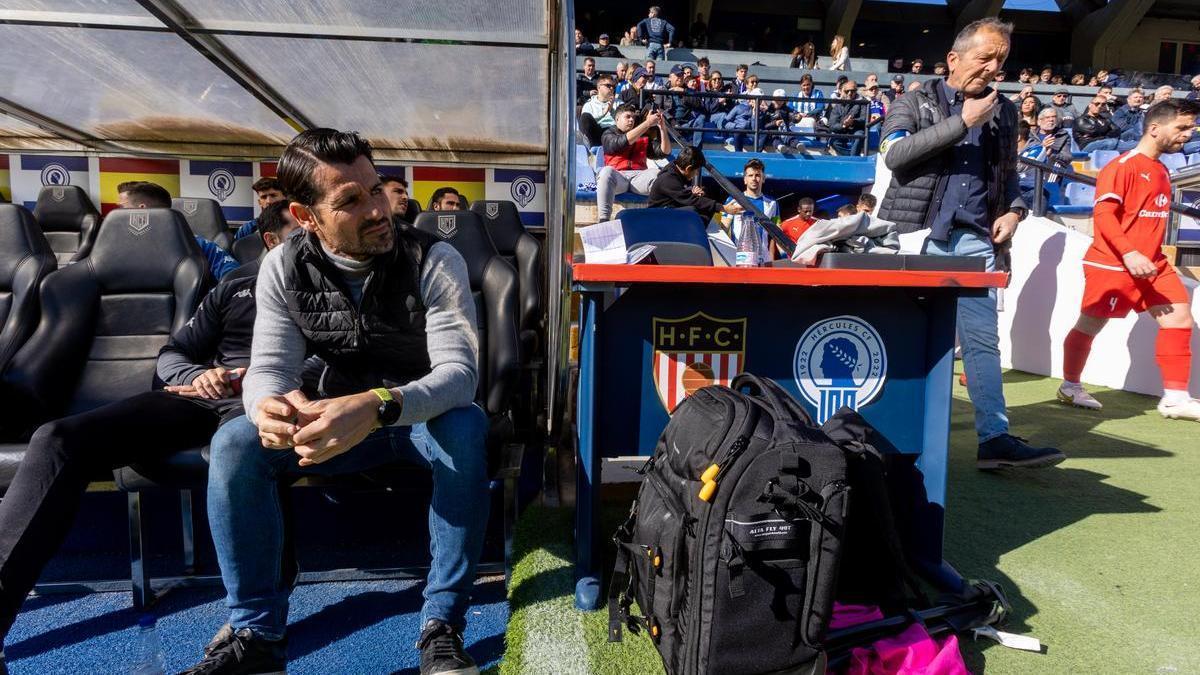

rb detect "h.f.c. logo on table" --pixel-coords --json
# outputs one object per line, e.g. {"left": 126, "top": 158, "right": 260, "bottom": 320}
{"left": 652, "top": 312, "right": 746, "bottom": 412}
{"left": 793, "top": 315, "right": 887, "bottom": 424}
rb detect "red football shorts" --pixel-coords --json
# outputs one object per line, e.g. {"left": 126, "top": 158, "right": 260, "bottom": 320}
{"left": 1081, "top": 261, "right": 1190, "bottom": 318}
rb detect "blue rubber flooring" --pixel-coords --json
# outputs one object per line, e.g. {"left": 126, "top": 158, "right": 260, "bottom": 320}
{"left": 6, "top": 577, "right": 507, "bottom": 674}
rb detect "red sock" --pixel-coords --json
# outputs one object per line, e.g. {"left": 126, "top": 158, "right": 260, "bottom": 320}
{"left": 1063, "top": 329, "right": 1095, "bottom": 383}
{"left": 1156, "top": 327, "right": 1193, "bottom": 391}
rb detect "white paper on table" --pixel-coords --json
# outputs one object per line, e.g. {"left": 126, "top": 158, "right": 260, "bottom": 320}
{"left": 578, "top": 220, "right": 628, "bottom": 264}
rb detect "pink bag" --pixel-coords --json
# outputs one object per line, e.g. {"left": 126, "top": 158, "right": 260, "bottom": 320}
{"left": 846, "top": 624, "right": 968, "bottom": 675}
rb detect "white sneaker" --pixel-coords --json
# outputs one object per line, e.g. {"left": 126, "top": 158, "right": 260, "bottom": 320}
{"left": 1157, "top": 397, "right": 1200, "bottom": 421}
{"left": 1057, "top": 383, "right": 1102, "bottom": 410}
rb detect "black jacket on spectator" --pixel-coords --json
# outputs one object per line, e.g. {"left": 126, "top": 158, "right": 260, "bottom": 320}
{"left": 1072, "top": 111, "right": 1118, "bottom": 148}
{"left": 826, "top": 97, "right": 869, "bottom": 133}
{"left": 648, "top": 163, "right": 722, "bottom": 219}
{"left": 658, "top": 88, "right": 695, "bottom": 124}
{"left": 686, "top": 87, "right": 734, "bottom": 116}
{"left": 594, "top": 44, "right": 624, "bottom": 58}
{"left": 1110, "top": 104, "right": 1143, "bottom": 134}
{"left": 577, "top": 73, "right": 600, "bottom": 104}
{"left": 619, "top": 86, "right": 655, "bottom": 112}
{"left": 878, "top": 79, "right": 1022, "bottom": 234}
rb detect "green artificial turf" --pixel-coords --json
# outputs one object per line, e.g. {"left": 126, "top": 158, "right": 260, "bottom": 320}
{"left": 502, "top": 367, "right": 1200, "bottom": 674}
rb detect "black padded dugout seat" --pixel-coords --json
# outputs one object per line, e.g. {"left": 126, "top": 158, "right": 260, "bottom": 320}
{"left": 31, "top": 185, "right": 101, "bottom": 265}
{"left": 470, "top": 200, "right": 543, "bottom": 357}
{"left": 172, "top": 197, "right": 234, "bottom": 251}
{"left": 0, "top": 208, "right": 208, "bottom": 608}
{"left": 0, "top": 205, "right": 57, "bottom": 374}
{"left": 231, "top": 232, "right": 265, "bottom": 264}
{"left": 0, "top": 208, "right": 208, "bottom": 459}
{"left": 412, "top": 210, "right": 520, "bottom": 418}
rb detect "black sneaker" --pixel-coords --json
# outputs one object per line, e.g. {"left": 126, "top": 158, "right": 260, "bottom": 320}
{"left": 177, "top": 627, "right": 286, "bottom": 675}
{"left": 417, "top": 620, "right": 478, "bottom": 675}
{"left": 977, "top": 434, "right": 1066, "bottom": 470}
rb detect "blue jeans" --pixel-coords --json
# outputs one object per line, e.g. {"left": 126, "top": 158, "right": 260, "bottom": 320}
{"left": 686, "top": 112, "right": 725, "bottom": 146}
{"left": 207, "top": 405, "right": 490, "bottom": 638}
{"left": 1081, "top": 138, "right": 1118, "bottom": 152}
{"left": 923, "top": 229, "right": 1008, "bottom": 443}
{"left": 646, "top": 42, "right": 665, "bottom": 60}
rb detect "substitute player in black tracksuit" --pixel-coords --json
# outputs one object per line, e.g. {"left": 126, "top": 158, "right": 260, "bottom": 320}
{"left": 0, "top": 202, "right": 298, "bottom": 670}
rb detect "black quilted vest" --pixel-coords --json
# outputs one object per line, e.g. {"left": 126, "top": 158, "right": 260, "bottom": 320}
{"left": 280, "top": 226, "right": 436, "bottom": 397}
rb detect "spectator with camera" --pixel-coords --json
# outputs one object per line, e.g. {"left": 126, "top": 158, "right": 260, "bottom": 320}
{"left": 596, "top": 104, "right": 671, "bottom": 222}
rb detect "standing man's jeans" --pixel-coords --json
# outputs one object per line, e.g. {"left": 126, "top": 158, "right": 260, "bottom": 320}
{"left": 596, "top": 166, "right": 661, "bottom": 221}
{"left": 646, "top": 42, "right": 665, "bottom": 60}
{"left": 207, "top": 404, "right": 490, "bottom": 638}
{"left": 923, "top": 228, "right": 1009, "bottom": 443}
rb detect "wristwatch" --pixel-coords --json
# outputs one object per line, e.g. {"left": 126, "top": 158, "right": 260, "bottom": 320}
{"left": 1009, "top": 206, "right": 1028, "bottom": 221}
{"left": 371, "top": 387, "right": 402, "bottom": 427}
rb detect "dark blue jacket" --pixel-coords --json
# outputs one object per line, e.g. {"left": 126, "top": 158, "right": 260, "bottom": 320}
{"left": 196, "top": 236, "right": 239, "bottom": 280}
{"left": 637, "top": 17, "right": 675, "bottom": 46}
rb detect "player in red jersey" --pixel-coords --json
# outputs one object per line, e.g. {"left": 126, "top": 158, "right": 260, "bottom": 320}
{"left": 1058, "top": 98, "right": 1200, "bottom": 419}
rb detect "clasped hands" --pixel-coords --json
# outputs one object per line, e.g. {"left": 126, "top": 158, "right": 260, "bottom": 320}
{"left": 255, "top": 389, "right": 382, "bottom": 467}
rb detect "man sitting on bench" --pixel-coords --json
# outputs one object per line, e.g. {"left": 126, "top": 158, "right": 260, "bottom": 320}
{"left": 180, "top": 129, "right": 488, "bottom": 675}
{"left": 0, "top": 203, "right": 298, "bottom": 673}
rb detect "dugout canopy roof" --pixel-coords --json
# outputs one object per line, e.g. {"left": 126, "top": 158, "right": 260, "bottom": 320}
{"left": 0, "top": 0, "right": 551, "bottom": 164}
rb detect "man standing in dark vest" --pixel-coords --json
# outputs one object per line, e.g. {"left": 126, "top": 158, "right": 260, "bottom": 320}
{"left": 181, "top": 129, "right": 487, "bottom": 675}
{"left": 877, "top": 19, "right": 1063, "bottom": 470}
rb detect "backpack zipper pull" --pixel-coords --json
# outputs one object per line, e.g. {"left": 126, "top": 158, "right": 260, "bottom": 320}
{"left": 698, "top": 436, "right": 750, "bottom": 503}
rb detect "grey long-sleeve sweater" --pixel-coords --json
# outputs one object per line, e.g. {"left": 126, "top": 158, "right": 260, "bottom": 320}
{"left": 242, "top": 241, "right": 479, "bottom": 427}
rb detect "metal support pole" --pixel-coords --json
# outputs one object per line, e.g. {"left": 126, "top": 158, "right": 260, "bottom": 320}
{"left": 128, "top": 492, "right": 153, "bottom": 610}
{"left": 180, "top": 490, "right": 195, "bottom": 575}
{"left": 1033, "top": 167, "right": 1046, "bottom": 217}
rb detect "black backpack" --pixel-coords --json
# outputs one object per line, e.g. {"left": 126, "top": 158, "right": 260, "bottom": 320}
{"left": 609, "top": 374, "right": 848, "bottom": 675}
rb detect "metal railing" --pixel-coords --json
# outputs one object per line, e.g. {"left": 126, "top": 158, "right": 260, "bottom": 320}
{"left": 625, "top": 88, "right": 875, "bottom": 157}
{"left": 1018, "top": 155, "right": 1200, "bottom": 221}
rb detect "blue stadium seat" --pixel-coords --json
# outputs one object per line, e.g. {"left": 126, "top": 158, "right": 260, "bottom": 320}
{"left": 1188, "top": 153, "right": 1200, "bottom": 166}
{"left": 617, "top": 208, "right": 712, "bottom": 266}
{"left": 1050, "top": 181, "right": 1096, "bottom": 216}
{"left": 590, "top": 145, "right": 604, "bottom": 168}
{"left": 1064, "top": 182, "right": 1095, "bottom": 205}
{"left": 1089, "top": 150, "right": 1120, "bottom": 172}
{"left": 1161, "top": 153, "right": 1187, "bottom": 173}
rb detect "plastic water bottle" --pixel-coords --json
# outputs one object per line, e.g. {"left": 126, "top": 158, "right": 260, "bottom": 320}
{"left": 131, "top": 614, "right": 166, "bottom": 675}
{"left": 734, "top": 216, "right": 761, "bottom": 268}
